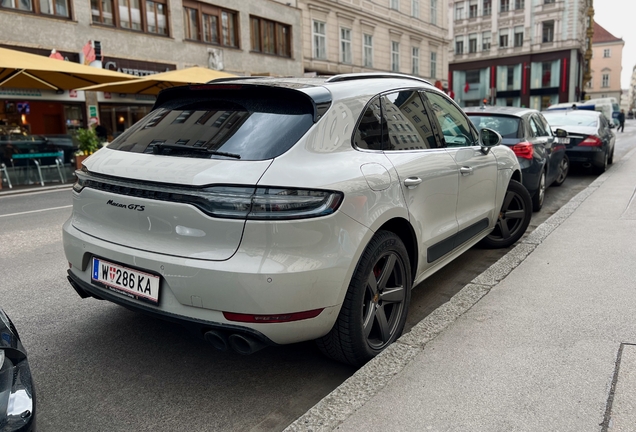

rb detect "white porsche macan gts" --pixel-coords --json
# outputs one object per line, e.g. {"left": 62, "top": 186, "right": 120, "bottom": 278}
{"left": 63, "top": 74, "right": 531, "bottom": 366}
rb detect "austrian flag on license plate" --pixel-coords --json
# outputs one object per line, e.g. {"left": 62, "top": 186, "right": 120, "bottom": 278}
{"left": 92, "top": 258, "right": 160, "bottom": 304}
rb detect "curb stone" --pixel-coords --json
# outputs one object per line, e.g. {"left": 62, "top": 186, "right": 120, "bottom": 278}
{"left": 283, "top": 153, "right": 630, "bottom": 432}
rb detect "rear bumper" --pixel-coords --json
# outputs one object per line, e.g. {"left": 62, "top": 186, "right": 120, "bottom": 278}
{"left": 566, "top": 147, "right": 606, "bottom": 167}
{"left": 62, "top": 212, "right": 372, "bottom": 345}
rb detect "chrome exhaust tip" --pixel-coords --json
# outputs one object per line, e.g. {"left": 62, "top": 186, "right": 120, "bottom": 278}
{"left": 204, "top": 330, "right": 229, "bottom": 351}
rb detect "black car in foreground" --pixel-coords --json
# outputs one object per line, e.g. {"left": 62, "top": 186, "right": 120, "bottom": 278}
{"left": 0, "top": 308, "right": 35, "bottom": 431}
{"left": 542, "top": 110, "right": 615, "bottom": 174}
{"left": 464, "top": 106, "right": 569, "bottom": 212}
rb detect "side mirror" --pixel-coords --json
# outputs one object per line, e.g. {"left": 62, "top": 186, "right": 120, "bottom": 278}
{"left": 608, "top": 122, "right": 615, "bottom": 129}
{"left": 479, "top": 128, "right": 502, "bottom": 153}
{"left": 555, "top": 128, "right": 568, "bottom": 138}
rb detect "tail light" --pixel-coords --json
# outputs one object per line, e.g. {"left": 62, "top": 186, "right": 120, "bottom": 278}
{"left": 511, "top": 142, "right": 533, "bottom": 159}
{"left": 579, "top": 135, "right": 603, "bottom": 147}
{"left": 73, "top": 171, "right": 343, "bottom": 220}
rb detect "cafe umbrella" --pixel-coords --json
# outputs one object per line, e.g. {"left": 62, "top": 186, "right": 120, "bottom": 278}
{"left": 76, "top": 66, "right": 236, "bottom": 95}
{"left": 0, "top": 46, "right": 135, "bottom": 91}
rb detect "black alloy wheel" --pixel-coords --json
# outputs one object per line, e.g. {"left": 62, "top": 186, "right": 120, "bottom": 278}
{"left": 480, "top": 180, "right": 532, "bottom": 249}
{"left": 531, "top": 170, "right": 546, "bottom": 212}
{"left": 317, "top": 230, "right": 412, "bottom": 367}
{"left": 553, "top": 155, "right": 569, "bottom": 187}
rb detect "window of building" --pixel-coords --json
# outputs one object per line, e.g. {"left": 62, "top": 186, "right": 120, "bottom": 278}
{"left": 469, "top": 34, "right": 477, "bottom": 53}
{"left": 390, "top": 0, "right": 399, "bottom": 10}
{"left": 499, "top": 28, "right": 509, "bottom": 48}
{"left": 483, "top": 0, "right": 491, "bottom": 15}
{"left": 391, "top": 41, "right": 400, "bottom": 72}
{"left": 603, "top": 48, "right": 611, "bottom": 58}
{"left": 430, "top": 0, "right": 437, "bottom": 24}
{"left": 455, "top": 36, "right": 464, "bottom": 54}
{"left": 2, "top": 0, "right": 71, "bottom": 18}
{"left": 514, "top": 0, "right": 524, "bottom": 9}
{"left": 312, "top": 20, "right": 326, "bottom": 59}
{"left": 500, "top": 0, "right": 509, "bottom": 12}
{"left": 544, "top": 0, "right": 555, "bottom": 3}
{"left": 339, "top": 27, "right": 352, "bottom": 64}
{"left": 363, "top": 34, "right": 373, "bottom": 68}
{"left": 507, "top": 66, "right": 515, "bottom": 87}
{"left": 466, "top": 69, "right": 480, "bottom": 85}
{"left": 183, "top": 2, "right": 237, "bottom": 45}
{"left": 411, "top": 0, "right": 419, "bottom": 18}
{"left": 430, "top": 51, "right": 437, "bottom": 78}
{"left": 602, "top": 74, "right": 610, "bottom": 87}
{"left": 514, "top": 26, "right": 523, "bottom": 47}
{"left": 455, "top": 2, "right": 464, "bottom": 20}
{"left": 250, "top": 16, "right": 291, "bottom": 57}
{"left": 92, "top": 0, "right": 168, "bottom": 33}
{"left": 412, "top": 47, "right": 419, "bottom": 75}
{"left": 541, "top": 62, "right": 551, "bottom": 86}
{"left": 542, "top": 20, "right": 554, "bottom": 43}
{"left": 469, "top": 0, "right": 478, "bottom": 18}
{"left": 482, "top": 31, "right": 491, "bottom": 50}
{"left": 587, "top": 78, "right": 593, "bottom": 88}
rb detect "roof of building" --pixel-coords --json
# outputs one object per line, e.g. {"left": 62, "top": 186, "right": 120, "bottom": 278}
{"left": 593, "top": 22, "right": 623, "bottom": 44}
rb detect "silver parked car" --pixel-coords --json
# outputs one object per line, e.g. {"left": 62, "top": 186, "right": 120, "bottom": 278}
{"left": 63, "top": 74, "right": 531, "bottom": 366}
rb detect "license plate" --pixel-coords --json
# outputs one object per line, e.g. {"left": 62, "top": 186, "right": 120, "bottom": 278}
{"left": 91, "top": 258, "right": 160, "bottom": 304}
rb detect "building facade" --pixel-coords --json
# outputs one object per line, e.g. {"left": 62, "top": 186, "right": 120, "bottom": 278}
{"left": 448, "top": 0, "right": 594, "bottom": 109}
{"left": 586, "top": 22, "right": 623, "bottom": 101}
{"left": 296, "top": 0, "right": 450, "bottom": 86}
{"left": 0, "top": 0, "right": 303, "bottom": 136}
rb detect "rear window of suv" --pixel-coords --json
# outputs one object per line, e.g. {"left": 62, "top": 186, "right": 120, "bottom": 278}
{"left": 467, "top": 115, "right": 521, "bottom": 138}
{"left": 106, "top": 87, "right": 315, "bottom": 161}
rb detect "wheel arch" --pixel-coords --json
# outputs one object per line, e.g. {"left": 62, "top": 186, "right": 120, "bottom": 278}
{"left": 375, "top": 217, "right": 418, "bottom": 283}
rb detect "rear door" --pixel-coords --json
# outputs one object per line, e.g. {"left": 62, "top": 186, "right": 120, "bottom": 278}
{"left": 376, "top": 90, "right": 460, "bottom": 271}
{"left": 422, "top": 91, "right": 498, "bottom": 237}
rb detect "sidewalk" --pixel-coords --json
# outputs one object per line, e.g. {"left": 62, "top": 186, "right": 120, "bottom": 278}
{"left": 287, "top": 147, "right": 636, "bottom": 431}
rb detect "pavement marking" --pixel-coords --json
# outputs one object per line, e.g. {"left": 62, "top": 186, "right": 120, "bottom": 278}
{"left": 0, "top": 186, "right": 72, "bottom": 199}
{"left": 0, "top": 205, "right": 72, "bottom": 218}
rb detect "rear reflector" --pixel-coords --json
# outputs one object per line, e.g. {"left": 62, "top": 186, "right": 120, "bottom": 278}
{"left": 579, "top": 135, "right": 603, "bottom": 147}
{"left": 511, "top": 142, "right": 533, "bottom": 159}
{"left": 223, "top": 308, "right": 324, "bottom": 323}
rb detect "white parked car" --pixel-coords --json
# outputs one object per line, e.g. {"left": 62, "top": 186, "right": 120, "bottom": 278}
{"left": 63, "top": 74, "right": 531, "bottom": 366}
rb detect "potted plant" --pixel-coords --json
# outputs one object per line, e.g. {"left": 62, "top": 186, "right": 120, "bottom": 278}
{"left": 74, "top": 127, "right": 100, "bottom": 169}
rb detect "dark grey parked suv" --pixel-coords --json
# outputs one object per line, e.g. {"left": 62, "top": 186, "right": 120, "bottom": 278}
{"left": 464, "top": 106, "right": 569, "bottom": 212}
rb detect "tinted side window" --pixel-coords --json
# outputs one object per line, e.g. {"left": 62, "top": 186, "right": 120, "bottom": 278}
{"left": 424, "top": 91, "right": 477, "bottom": 147}
{"left": 354, "top": 97, "right": 384, "bottom": 150}
{"left": 528, "top": 117, "right": 539, "bottom": 137}
{"left": 380, "top": 90, "right": 440, "bottom": 150}
{"left": 531, "top": 115, "right": 549, "bottom": 137}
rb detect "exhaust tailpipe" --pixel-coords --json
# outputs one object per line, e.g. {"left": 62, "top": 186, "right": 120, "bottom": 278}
{"left": 228, "top": 333, "right": 266, "bottom": 355}
{"left": 204, "top": 330, "right": 229, "bottom": 351}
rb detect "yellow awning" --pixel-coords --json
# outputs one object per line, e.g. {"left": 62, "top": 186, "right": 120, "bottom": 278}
{"left": 77, "top": 66, "right": 237, "bottom": 95}
{"left": 0, "top": 47, "right": 136, "bottom": 91}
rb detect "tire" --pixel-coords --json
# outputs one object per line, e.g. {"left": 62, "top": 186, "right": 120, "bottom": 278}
{"left": 480, "top": 179, "right": 532, "bottom": 249}
{"left": 552, "top": 155, "right": 569, "bottom": 187}
{"left": 531, "top": 170, "right": 546, "bottom": 212}
{"left": 317, "top": 231, "right": 412, "bottom": 367}
{"left": 608, "top": 148, "right": 614, "bottom": 165}
{"left": 596, "top": 150, "right": 609, "bottom": 174}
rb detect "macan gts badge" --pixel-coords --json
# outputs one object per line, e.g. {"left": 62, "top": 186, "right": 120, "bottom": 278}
{"left": 63, "top": 74, "right": 531, "bottom": 366}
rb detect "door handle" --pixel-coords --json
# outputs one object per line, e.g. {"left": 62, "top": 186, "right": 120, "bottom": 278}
{"left": 403, "top": 177, "right": 422, "bottom": 188}
{"left": 459, "top": 166, "right": 474, "bottom": 176}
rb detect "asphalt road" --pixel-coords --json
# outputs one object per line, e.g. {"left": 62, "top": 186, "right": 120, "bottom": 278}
{"left": 0, "top": 122, "right": 634, "bottom": 431}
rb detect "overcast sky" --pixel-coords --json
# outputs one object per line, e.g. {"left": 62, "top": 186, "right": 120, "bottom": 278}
{"left": 593, "top": 1, "right": 636, "bottom": 89}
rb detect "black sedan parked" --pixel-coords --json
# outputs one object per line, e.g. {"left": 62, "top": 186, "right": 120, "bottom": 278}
{"left": 465, "top": 106, "right": 569, "bottom": 212}
{"left": 0, "top": 308, "right": 35, "bottom": 431}
{"left": 542, "top": 110, "right": 615, "bottom": 174}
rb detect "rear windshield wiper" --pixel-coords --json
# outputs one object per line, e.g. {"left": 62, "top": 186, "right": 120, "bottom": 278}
{"left": 152, "top": 143, "right": 241, "bottom": 159}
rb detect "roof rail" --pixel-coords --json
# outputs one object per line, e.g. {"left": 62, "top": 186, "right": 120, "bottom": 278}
{"left": 205, "top": 76, "right": 269, "bottom": 84}
{"left": 325, "top": 73, "right": 432, "bottom": 85}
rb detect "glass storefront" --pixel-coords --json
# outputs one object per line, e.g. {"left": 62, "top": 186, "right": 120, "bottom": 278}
{"left": 99, "top": 104, "right": 153, "bottom": 141}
